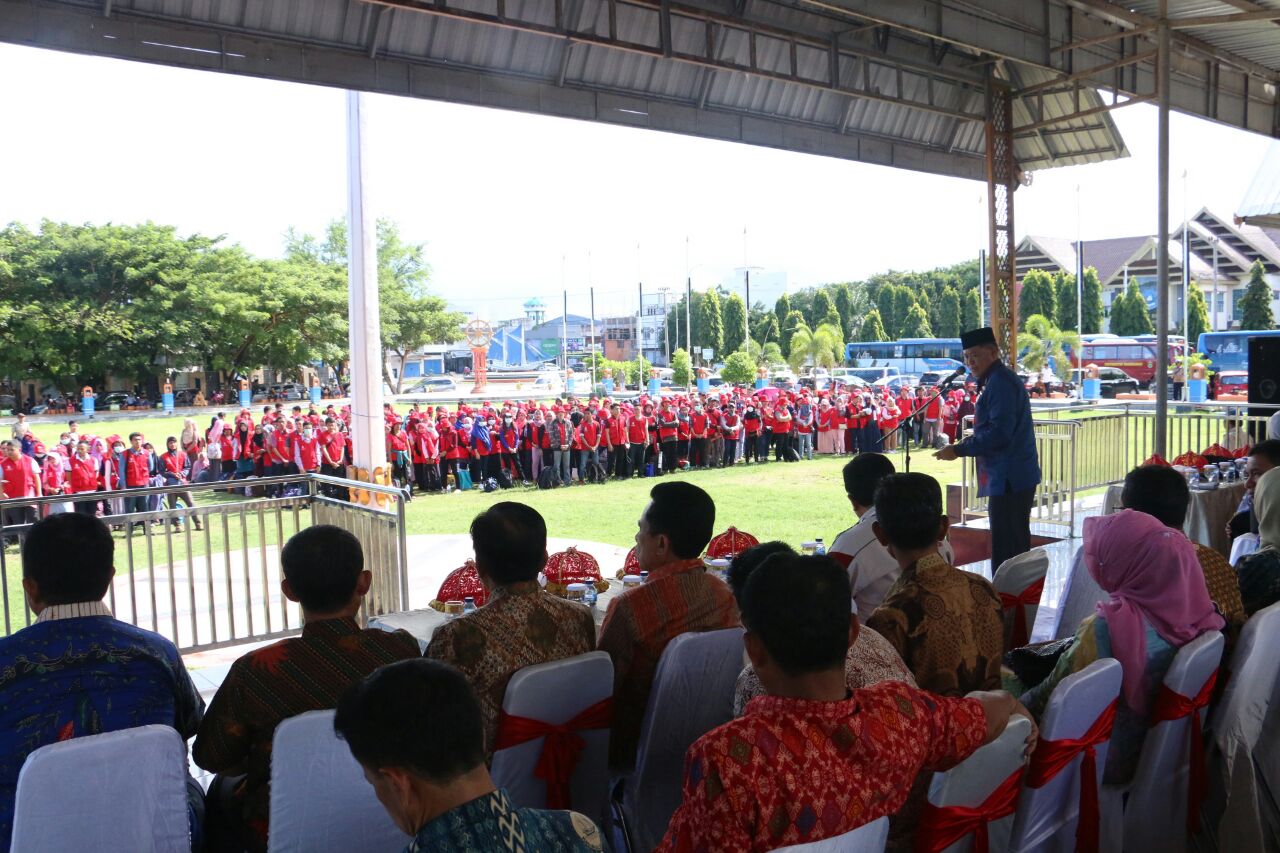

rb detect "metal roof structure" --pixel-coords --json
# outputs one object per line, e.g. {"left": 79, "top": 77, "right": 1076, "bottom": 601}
{"left": 1, "top": 0, "right": 1276, "bottom": 184}
{"left": 1238, "top": 140, "right": 1280, "bottom": 228}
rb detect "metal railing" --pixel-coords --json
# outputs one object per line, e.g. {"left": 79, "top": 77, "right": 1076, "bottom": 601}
{"left": 958, "top": 418, "right": 1080, "bottom": 533}
{"left": 0, "top": 474, "right": 409, "bottom": 652}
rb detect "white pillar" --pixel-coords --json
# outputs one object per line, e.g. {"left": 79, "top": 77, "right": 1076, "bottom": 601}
{"left": 345, "top": 91, "right": 384, "bottom": 473}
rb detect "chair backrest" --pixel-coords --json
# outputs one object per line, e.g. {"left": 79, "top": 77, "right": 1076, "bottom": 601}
{"left": 490, "top": 651, "right": 614, "bottom": 824}
{"left": 11, "top": 724, "right": 190, "bottom": 853}
{"left": 1007, "top": 659, "right": 1122, "bottom": 853}
{"left": 1121, "top": 630, "right": 1224, "bottom": 853}
{"left": 1052, "top": 547, "right": 1107, "bottom": 641}
{"left": 267, "top": 709, "right": 408, "bottom": 853}
{"left": 1205, "top": 602, "right": 1280, "bottom": 851}
{"left": 993, "top": 548, "right": 1050, "bottom": 649}
{"left": 627, "top": 627, "right": 746, "bottom": 853}
{"left": 925, "top": 716, "right": 1033, "bottom": 853}
{"left": 772, "top": 816, "right": 889, "bottom": 853}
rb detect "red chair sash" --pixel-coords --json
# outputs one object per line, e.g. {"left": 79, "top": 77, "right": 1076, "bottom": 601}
{"left": 999, "top": 576, "right": 1045, "bottom": 650}
{"left": 1025, "top": 699, "right": 1119, "bottom": 853}
{"left": 493, "top": 697, "right": 613, "bottom": 810}
{"left": 915, "top": 768, "right": 1024, "bottom": 853}
{"left": 1149, "top": 669, "right": 1217, "bottom": 835}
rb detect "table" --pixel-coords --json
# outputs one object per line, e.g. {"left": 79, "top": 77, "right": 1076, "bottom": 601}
{"left": 1102, "top": 480, "right": 1245, "bottom": 556}
{"left": 369, "top": 581, "right": 627, "bottom": 648}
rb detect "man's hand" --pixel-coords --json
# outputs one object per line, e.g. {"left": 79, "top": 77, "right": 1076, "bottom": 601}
{"left": 1012, "top": 699, "right": 1040, "bottom": 758}
{"left": 934, "top": 444, "right": 959, "bottom": 462}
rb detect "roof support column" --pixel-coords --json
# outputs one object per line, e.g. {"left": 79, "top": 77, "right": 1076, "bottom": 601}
{"left": 1155, "top": 1, "right": 1170, "bottom": 457}
{"left": 985, "top": 78, "right": 1018, "bottom": 367}
{"left": 345, "top": 91, "right": 385, "bottom": 475}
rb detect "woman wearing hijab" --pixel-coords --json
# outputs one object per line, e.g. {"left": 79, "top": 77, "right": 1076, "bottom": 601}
{"left": 1017, "top": 510, "right": 1225, "bottom": 783}
{"left": 1237, "top": 467, "right": 1280, "bottom": 617}
{"left": 180, "top": 417, "right": 201, "bottom": 461}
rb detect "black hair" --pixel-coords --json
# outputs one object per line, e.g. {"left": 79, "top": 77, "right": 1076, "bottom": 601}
{"left": 23, "top": 514, "right": 114, "bottom": 605}
{"left": 842, "top": 453, "right": 896, "bottom": 507}
{"left": 469, "top": 502, "right": 547, "bottom": 585}
{"left": 128, "top": 432, "right": 142, "bottom": 441}
{"left": 334, "top": 660, "right": 487, "bottom": 781}
{"left": 873, "top": 472, "right": 945, "bottom": 550}
{"left": 727, "top": 541, "right": 796, "bottom": 604}
{"left": 1121, "top": 464, "right": 1190, "bottom": 529}
{"left": 740, "top": 554, "right": 850, "bottom": 675}
{"left": 281, "top": 525, "right": 364, "bottom": 612}
{"left": 1250, "top": 439, "right": 1280, "bottom": 466}
{"left": 643, "top": 482, "right": 716, "bottom": 558}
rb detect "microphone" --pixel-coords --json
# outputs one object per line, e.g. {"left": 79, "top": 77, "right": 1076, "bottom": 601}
{"left": 939, "top": 366, "right": 966, "bottom": 388}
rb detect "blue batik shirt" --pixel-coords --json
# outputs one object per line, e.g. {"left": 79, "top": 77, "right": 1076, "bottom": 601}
{"left": 405, "top": 789, "right": 605, "bottom": 853}
{"left": 0, "top": 603, "right": 204, "bottom": 851}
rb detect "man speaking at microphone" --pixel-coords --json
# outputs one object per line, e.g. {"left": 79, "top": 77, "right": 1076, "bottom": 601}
{"left": 934, "top": 327, "right": 1041, "bottom": 571}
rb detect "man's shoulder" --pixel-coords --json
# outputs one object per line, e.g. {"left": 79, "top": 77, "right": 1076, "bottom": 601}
{"left": 0, "top": 617, "right": 181, "bottom": 667}
{"left": 514, "top": 807, "right": 606, "bottom": 851}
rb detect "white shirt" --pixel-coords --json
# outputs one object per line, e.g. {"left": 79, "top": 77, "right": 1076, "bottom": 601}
{"left": 1269, "top": 411, "right": 1280, "bottom": 441}
{"left": 829, "top": 507, "right": 955, "bottom": 624}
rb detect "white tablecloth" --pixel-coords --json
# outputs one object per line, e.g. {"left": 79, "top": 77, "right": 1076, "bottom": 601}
{"left": 1103, "top": 480, "right": 1245, "bottom": 556}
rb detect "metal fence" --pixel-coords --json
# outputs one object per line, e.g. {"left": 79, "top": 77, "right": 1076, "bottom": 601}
{"left": 0, "top": 474, "right": 409, "bottom": 653}
{"left": 956, "top": 400, "right": 1280, "bottom": 536}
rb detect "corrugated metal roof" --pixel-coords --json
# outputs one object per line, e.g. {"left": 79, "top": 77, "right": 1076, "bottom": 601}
{"left": 1238, "top": 141, "right": 1280, "bottom": 228}
{"left": 1127, "top": 0, "right": 1280, "bottom": 70}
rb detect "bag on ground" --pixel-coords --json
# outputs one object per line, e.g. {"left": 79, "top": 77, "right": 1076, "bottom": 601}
{"left": 537, "top": 467, "right": 559, "bottom": 490}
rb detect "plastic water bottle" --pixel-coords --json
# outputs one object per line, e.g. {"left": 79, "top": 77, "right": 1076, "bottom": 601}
{"left": 463, "top": 596, "right": 476, "bottom": 615}
{"left": 583, "top": 584, "right": 598, "bottom": 608}
{"left": 814, "top": 539, "right": 826, "bottom": 556}
{"left": 640, "top": 571, "right": 650, "bottom": 583}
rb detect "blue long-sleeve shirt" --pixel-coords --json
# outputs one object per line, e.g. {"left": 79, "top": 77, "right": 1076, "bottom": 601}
{"left": 955, "top": 360, "right": 1041, "bottom": 497}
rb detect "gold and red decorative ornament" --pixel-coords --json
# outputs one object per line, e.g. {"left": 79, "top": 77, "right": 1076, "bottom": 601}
{"left": 429, "top": 560, "right": 489, "bottom": 611}
{"left": 545, "top": 547, "right": 610, "bottom": 595}
{"left": 616, "top": 545, "right": 642, "bottom": 579}
{"left": 705, "top": 526, "right": 760, "bottom": 561}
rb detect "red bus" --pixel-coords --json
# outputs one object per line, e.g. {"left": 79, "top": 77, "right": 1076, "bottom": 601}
{"left": 1069, "top": 337, "right": 1185, "bottom": 386}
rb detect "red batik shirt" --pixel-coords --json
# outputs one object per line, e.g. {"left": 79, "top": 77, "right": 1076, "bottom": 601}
{"left": 658, "top": 680, "right": 988, "bottom": 853}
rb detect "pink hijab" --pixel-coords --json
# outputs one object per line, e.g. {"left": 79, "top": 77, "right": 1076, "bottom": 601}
{"left": 1084, "top": 510, "right": 1225, "bottom": 713}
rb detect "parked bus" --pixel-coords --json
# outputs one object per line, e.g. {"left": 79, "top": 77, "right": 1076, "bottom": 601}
{"left": 844, "top": 338, "right": 964, "bottom": 377}
{"left": 1197, "top": 330, "right": 1280, "bottom": 372}
{"left": 1063, "top": 337, "right": 1184, "bottom": 386}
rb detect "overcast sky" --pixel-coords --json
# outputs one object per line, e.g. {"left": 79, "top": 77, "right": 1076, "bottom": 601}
{"left": 0, "top": 42, "right": 1274, "bottom": 321}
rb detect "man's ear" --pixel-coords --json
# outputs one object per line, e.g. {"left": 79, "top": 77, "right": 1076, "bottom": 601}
{"left": 281, "top": 578, "right": 298, "bottom": 603}
{"left": 743, "top": 631, "right": 769, "bottom": 671}
{"left": 872, "top": 520, "right": 889, "bottom": 547}
{"left": 937, "top": 516, "right": 951, "bottom": 542}
{"left": 356, "top": 569, "right": 372, "bottom": 597}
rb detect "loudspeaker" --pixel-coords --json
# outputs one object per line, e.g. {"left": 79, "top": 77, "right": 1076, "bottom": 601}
{"left": 1249, "top": 337, "right": 1280, "bottom": 405}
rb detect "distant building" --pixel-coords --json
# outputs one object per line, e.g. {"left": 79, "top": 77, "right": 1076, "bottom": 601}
{"left": 602, "top": 315, "right": 638, "bottom": 361}
{"left": 526, "top": 315, "right": 601, "bottom": 366}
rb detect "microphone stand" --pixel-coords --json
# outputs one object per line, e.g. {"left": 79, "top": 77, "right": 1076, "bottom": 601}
{"left": 877, "top": 376, "right": 963, "bottom": 473}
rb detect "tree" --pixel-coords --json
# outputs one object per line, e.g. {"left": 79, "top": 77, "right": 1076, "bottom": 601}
{"left": 936, "top": 287, "right": 962, "bottom": 338}
{"left": 774, "top": 293, "right": 791, "bottom": 334}
{"left": 1186, "top": 281, "right": 1211, "bottom": 347}
{"left": 832, "top": 284, "right": 854, "bottom": 342}
{"left": 722, "top": 293, "right": 747, "bottom": 354}
{"left": 961, "top": 288, "right": 981, "bottom": 332}
{"left": 876, "top": 286, "right": 898, "bottom": 339}
{"left": 780, "top": 309, "right": 807, "bottom": 356}
{"left": 898, "top": 302, "right": 934, "bottom": 338}
{"left": 752, "top": 312, "right": 779, "bottom": 345}
{"left": 721, "top": 351, "right": 757, "bottom": 385}
{"left": 1020, "top": 314, "right": 1081, "bottom": 381}
{"left": 787, "top": 322, "right": 842, "bottom": 373}
{"left": 1239, "top": 260, "right": 1276, "bottom": 330}
{"left": 1110, "top": 280, "right": 1154, "bottom": 336}
{"left": 625, "top": 355, "right": 653, "bottom": 386}
{"left": 810, "top": 289, "right": 835, "bottom": 329}
{"left": 892, "top": 288, "right": 916, "bottom": 338}
{"left": 1081, "top": 266, "right": 1103, "bottom": 334}
{"left": 671, "top": 348, "right": 692, "bottom": 387}
{"left": 1054, "top": 272, "right": 1078, "bottom": 332}
{"left": 1019, "top": 269, "right": 1057, "bottom": 330}
{"left": 745, "top": 338, "right": 785, "bottom": 368}
{"left": 858, "top": 308, "right": 888, "bottom": 342}
{"left": 694, "top": 288, "right": 724, "bottom": 361}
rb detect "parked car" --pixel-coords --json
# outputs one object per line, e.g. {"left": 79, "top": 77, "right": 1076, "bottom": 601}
{"left": 871, "top": 375, "right": 916, "bottom": 393}
{"left": 1018, "top": 372, "right": 1073, "bottom": 397}
{"left": 1211, "top": 370, "right": 1248, "bottom": 402}
{"left": 404, "top": 377, "right": 458, "bottom": 395}
{"left": 173, "top": 388, "right": 201, "bottom": 406}
{"left": 97, "top": 391, "right": 137, "bottom": 408}
{"left": 1071, "top": 367, "right": 1139, "bottom": 398}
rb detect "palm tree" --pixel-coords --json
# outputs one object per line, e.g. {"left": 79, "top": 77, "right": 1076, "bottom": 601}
{"left": 1020, "top": 314, "right": 1081, "bottom": 381}
{"left": 786, "top": 322, "right": 842, "bottom": 373}
{"left": 746, "top": 339, "right": 786, "bottom": 368}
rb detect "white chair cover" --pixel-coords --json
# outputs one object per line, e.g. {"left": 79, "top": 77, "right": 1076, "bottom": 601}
{"left": 1102, "top": 630, "right": 1224, "bottom": 853}
{"left": 772, "top": 815, "right": 889, "bottom": 852}
{"left": 491, "top": 651, "right": 613, "bottom": 825}
{"left": 1203, "top": 602, "right": 1280, "bottom": 852}
{"left": 992, "top": 548, "right": 1049, "bottom": 648}
{"left": 1229, "top": 532, "right": 1259, "bottom": 567}
{"left": 267, "top": 709, "right": 407, "bottom": 853}
{"left": 1051, "top": 548, "right": 1106, "bottom": 642}
{"left": 621, "top": 627, "right": 745, "bottom": 853}
{"left": 1006, "top": 659, "right": 1122, "bottom": 853}
{"left": 11, "top": 724, "right": 190, "bottom": 853}
{"left": 924, "top": 716, "right": 1033, "bottom": 853}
